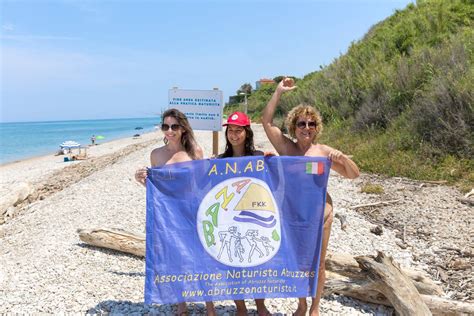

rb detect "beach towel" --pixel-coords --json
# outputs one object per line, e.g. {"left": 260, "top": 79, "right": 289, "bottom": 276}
{"left": 145, "top": 156, "right": 331, "bottom": 304}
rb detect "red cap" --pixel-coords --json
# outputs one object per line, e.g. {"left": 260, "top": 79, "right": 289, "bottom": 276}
{"left": 223, "top": 111, "right": 251, "bottom": 127}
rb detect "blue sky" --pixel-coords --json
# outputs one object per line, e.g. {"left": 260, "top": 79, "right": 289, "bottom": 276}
{"left": 1, "top": 0, "right": 413, "bottom": 123}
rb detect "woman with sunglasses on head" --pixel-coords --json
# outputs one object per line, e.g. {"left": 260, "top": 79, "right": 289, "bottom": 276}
{"left": 135, "top": 108, "right": 216, "bottom": 316}
{"left": 218, "top": 111, "right": 272, "bottom": 316}
{"left": 262, "top": 78, "right": 359, "bottom": 316}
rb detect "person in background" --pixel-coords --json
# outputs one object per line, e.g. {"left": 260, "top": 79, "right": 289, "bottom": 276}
{"left": 135, "top": 108, "right": 215, "bottom": 316}
{"left": 91, "top": 135, "right": 96, "bottom": 146}
{"left": 262, "top": 78, "right": 360, "bottom": 316}
{"left": 218, "top": 111, "right": 271, "bottom": 316}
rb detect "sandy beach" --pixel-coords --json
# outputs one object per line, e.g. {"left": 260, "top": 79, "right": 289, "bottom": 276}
{"left": 0, "top": 124, "right": 471, "bottom": 315}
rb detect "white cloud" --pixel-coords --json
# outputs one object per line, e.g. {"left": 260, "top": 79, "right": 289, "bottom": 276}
{"left": 0, "top": 34, "right": 80, "bottom": 41}
{"left": 2, "top": 23, "right": 15, "bottom": 32}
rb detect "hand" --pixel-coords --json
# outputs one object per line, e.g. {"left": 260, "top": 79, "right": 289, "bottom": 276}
{"left": 276, "top": 77, "right": 297, "bottom": 94}
{"left": 264, "top": 151, "right": 276, "bottom": 157}
{"left": 328, "top": 149, "right": 345, "bottom": 162}
{"left": 135, "top": 167, "right": 148, "bottom": 186}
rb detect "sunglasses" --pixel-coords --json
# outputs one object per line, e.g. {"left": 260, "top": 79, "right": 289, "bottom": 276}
{"left": 161, "top": 123, "right": 181, "bottom": 131}
{"left": 296, "top": 121, "right": 317, "bottom": 129}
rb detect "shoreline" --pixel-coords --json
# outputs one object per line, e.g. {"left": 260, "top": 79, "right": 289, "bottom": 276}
{"left": 0, "top": 130, "right": 163, "bottom": 226}
{"left": 0, "top": 129, "right": 159, "bottom": 167}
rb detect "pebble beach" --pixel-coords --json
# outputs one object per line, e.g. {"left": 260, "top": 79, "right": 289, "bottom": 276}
{"left": 0, "top": 124, "right": 471, "bottom": 315}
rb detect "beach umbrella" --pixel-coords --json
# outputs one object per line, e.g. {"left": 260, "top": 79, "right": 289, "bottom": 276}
{"left": 60, "top": 140, "right": 81, "bottom": 149}
{"left": 95, "top": 135, "right": 105, "bottom": 140}
{"left": 135, "top": 127, "right": 143, "bottom": 130}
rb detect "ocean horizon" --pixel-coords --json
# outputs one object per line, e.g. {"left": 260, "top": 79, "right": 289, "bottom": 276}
{"left": 0, "top": 117, "right": 161, "bottom": 165}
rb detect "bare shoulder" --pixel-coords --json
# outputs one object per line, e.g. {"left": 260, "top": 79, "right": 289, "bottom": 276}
{"left": 195, "top": 145, "right": 204, "bottom": 159}
{"left": 150, "top": 146, "right": 166, "bottom": 157}
{"left": 304, "top": 143, "right": 332, "bottom": 157}
{"left": 150, "top": 146, "right": 167, "bottom": 166}
{"left": 278, "top": 138, "right": 299, "bottom": 156}
{"left": 318, "top": 143, "right": 334, "bottom": 153}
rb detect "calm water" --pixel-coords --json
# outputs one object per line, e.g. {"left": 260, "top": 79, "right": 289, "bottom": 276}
{"left": 0, "top": 117, "right": 161, "bottom": 164}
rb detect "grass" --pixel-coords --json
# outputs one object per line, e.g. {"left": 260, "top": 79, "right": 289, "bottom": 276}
{"left": 321, "top": 123, "right": 473, "bottom": 193}
{"left": 361, "top": 183, "right": 385, "bottom": 194}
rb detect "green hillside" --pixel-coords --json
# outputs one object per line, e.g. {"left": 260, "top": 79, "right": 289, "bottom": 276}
{"left": 229, "top": 0, "right": 473, "bottom": 191}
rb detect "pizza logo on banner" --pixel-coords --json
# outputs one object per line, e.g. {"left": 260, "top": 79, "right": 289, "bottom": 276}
{"left": 197, "top": 177, "right": 281, "bottom": 267}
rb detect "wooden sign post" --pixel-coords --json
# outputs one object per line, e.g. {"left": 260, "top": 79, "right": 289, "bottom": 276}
{"left": 168, "top": 87, "right": 223, "bottom": 157}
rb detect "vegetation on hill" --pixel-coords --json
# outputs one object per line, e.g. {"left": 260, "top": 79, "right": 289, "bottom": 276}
{"left": 225, "top": 0, "right": 473, "bottom": 191}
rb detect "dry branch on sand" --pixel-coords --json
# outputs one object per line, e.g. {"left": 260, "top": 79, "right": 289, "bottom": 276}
{"left": 350, "top": 199, "right": 400, "bottom": 210}
{"left": 334, "top": 213, "right": 348, "bottom": 231}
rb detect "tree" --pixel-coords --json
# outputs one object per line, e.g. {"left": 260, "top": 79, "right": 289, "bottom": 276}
{"left": 273, "top": 76, "right": 285, "bottom": 83}
{"left": 237, "top": 83, "right": 253, "bottom": 95}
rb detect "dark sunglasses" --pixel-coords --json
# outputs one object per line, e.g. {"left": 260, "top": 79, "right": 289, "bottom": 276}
{"left": 161, "top": 123, "right": 181, "bottom": 131}
{"left": 296, "top": 121, "right": 317, "bottom": 129}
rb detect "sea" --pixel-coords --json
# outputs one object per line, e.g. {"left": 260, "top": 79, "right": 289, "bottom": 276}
{"left": 0, "top": 117, "right": 161, "bottom": 165}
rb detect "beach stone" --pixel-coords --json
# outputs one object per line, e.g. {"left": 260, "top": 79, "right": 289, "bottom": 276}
{"left": 1, "top": 182, "right": 33, "bottom": 214}
{"left": 370, "top": 225, "right": 384, "bottom": 235}
{"left": 4, "top": 206, "right": 17, "bottom": 219}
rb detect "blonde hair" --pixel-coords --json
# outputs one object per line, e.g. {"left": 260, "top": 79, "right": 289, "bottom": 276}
{"left": 285, "top": 104, "right": 323, "bottom": 144}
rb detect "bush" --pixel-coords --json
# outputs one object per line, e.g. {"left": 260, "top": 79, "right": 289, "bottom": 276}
{"left": 361, "top": 183, "right": 385, "bottom": 194}
{"left": 409, "top": 75, "right": 473, "bottom": 157}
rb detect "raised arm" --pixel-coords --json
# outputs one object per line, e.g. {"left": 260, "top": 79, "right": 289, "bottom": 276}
{"left": 261, "top": 78, "right": 297, "bottom": 155}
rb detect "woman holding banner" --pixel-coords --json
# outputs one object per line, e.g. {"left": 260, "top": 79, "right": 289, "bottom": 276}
{"left": 135, "top": 108, "right": 203, "bottom": 173}
{"left": 218, "top": 111, "right": 272, "bottom": 316}
{"left": 262, "top": 78, "right": 360, "bottom": 316}
{"left": 135, "top": 108, "right": 216, "bottom": 316}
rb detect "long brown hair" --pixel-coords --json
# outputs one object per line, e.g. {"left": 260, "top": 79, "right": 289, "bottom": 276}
{"left": 162, "top": 108, "right": 198, "bottom": 159}
{"left": 219, "top": 125, "right": 256, "bottom": 158}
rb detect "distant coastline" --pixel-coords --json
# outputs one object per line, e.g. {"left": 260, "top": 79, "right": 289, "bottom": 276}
{"left": 0, "top": 117, "right": 160, "bottom": 165}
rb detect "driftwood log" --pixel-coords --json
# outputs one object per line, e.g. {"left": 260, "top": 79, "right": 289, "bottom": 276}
{"left": 77, "top": 228, "right": 145, "bottom": 257}
{"left": 325, "top": 252, "right": 443, "bottom": 296}
{"left": 356, "top": 252, "right": 431, "bottom": 315}
{"left": 324, "top": 272, "right": 474, "bottom": 315}
{"left": 77, "top": 228, "right": 474, "bottom": 315}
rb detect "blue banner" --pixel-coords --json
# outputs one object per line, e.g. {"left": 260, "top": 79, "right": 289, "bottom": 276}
{"left": 145, "top": 156, "right": 331, "bottom": 304}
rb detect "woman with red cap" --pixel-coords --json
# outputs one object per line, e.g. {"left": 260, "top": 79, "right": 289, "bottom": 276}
{"left": 219, "top": 111, "right": 264, "bottom": 158}
{"left": 218, "top": 111, "right": 271, "bottom": 315}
